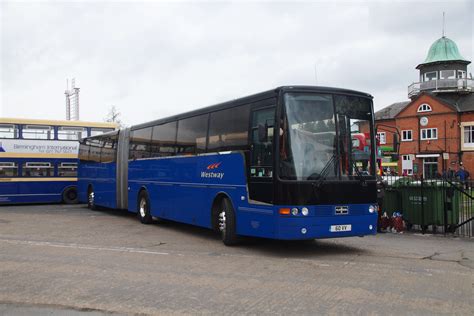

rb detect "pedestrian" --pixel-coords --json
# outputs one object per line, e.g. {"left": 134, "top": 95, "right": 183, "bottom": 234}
{"left": 456, "top": 165, "right": 470, "bottom": 190}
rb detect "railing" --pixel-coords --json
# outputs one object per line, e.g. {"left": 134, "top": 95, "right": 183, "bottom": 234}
{"left": 408, "top": 78, "right": 474, "bottom": 98}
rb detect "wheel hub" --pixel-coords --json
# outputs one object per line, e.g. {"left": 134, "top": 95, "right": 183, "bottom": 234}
{"left": 139, "top": 199, "right": 147, "bottom": 217}
{"left": 219, "top": 211, "right": 226, "bottom": 232}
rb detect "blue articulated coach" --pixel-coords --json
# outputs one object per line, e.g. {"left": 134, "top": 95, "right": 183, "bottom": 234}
{"left": 78, "top": 86, "right": 378, "bottom": 245}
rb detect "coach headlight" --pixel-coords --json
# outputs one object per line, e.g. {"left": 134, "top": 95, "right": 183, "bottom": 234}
{"left": 301, "top": 207, "right": 309, "bottom": 216}
{"left": 369, "top": 205, "right": 376, "bottom": 213}
{"left": 291, "top": 208, "right": 299, "bottom": 216}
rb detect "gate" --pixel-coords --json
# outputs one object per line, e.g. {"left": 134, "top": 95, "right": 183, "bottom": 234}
{"left": 382, "top": 175, "right": 473, "bottom": 237}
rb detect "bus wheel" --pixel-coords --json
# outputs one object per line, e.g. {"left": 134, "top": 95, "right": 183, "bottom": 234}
{"left": 62, "top": 187, "right": 78, "bottom": 204}
{"left": 87, "top": 187, "right": 96, "bottom": 210}
{"left": 218, "top": 198, "right": 238, "bottom": 246}
{"left": 138, "top": 191, "right": 153, "bottom": 224}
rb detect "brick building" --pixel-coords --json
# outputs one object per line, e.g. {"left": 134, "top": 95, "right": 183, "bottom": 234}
{"left": 369, "top": 35, "right": 473, "bottom": 178}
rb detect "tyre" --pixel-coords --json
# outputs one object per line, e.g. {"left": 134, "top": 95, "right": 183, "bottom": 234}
{"left": 137, "top": 190, "right": 153, "bottom": 224}
{"left": 218, "top": 198, "right": 238, "bottom": 246}
{"left": 62, "top": 187, "right": 78, "bottom": 204}
{"left": 87, "top": 186, "right": 96, "bottom": 210}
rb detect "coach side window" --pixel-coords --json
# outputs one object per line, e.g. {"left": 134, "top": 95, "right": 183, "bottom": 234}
{"left": 0, "top": 124, "right": 19, "bottom": 139}
{"left": 0, "top": 162, "right": 18, "bottom": 177}
{"left": 88, "top": 139, "right": 103, "bottom": 163}
{"left": 58, "top": 127, "right": 86, "bottom": 140}
{"left": 129, "top": 127, "right": 152, "bottom": 160}
{"left": 208, "top": 105, "right": 250, "bottom": 152}
{"left": 101, "top": 137, "right": 117, "bottom": 163}
{"left": 78, "top": 140, "right": 90, "bottom": 161}
{"left": 176, "top": 114, "right": 209, "bottom": 155}
{"left": 250, "top": 107, "right": 275, "bottom": 177}
{"left": 150, "top": 121, "right": 177, "bottom": 157}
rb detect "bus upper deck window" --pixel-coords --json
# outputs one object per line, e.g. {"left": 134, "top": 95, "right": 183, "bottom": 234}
{"left": 0, "top": 124, "right": 19, "bottom": 139}
{"left": 23, "top": 125, "right": 53, "bottom": 140}
{"left": 90, "top": 128, "right": 114, "bottom": 137}
{"left": 58, "top": 127, "right": 86, "bottom": 140}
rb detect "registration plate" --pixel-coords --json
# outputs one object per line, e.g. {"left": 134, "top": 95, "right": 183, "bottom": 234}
{"left": 330, "top": 224, "right": 352, "bottom": 232}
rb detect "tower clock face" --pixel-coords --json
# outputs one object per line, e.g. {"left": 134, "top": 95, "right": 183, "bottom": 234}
{"left": 420, "top": 116, "right": 429, "bottom": 126}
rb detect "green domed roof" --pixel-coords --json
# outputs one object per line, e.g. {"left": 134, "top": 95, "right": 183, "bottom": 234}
{"left": 422, "top": 36, "right": 469, "bottom": 64}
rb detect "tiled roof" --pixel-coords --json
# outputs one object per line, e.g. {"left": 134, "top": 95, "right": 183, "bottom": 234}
{"left": 375, "top": 101, "right": 410, "bottom": 120}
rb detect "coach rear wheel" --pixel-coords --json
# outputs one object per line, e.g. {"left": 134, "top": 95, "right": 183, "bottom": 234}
{"left": 218, "top": 198, "right": 238, "bottom": 246}
{"left": 138, "top": 191, "right": 153, "bottom": 224}
{"left": 62, "top": 187, "right": 78, "bottom": 204}
{"left": 87, "top": 187, "right": 96, "bottom": 210}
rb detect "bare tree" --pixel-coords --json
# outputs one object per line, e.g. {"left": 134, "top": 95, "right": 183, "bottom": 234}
{"left": 104, "top": 105, "right": 124, "bottom": 128}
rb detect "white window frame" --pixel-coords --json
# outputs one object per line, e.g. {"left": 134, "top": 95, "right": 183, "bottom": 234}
{"left": 401, "top": 130, "right": 413, "bottom": 141}
{"left": 424, "top": 71, "right": 438, "bottom": 81}
{"left": 420, "top": 128, "right": 437, "bottom": 140}
{"left": 377, "top": 132, "right": 386, "bottom": 145}
{"left": 440, "top": 70, "right": 456, "bottom": 79}
{"left": 417, "top": 103, "right": 432, "bottom": 113}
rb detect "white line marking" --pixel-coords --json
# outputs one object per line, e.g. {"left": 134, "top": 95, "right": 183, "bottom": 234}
{"left": 0, "top": 238, "right": 169, "bottom": 256}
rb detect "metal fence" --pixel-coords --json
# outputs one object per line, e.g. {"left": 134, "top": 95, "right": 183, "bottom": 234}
{"left": 381, "top": 175, "right": 473, "bottom": 238}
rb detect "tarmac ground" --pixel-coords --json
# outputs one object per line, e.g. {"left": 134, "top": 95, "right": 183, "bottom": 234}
{"left": 0, "top": 204, "right": 473, "bottom": 315}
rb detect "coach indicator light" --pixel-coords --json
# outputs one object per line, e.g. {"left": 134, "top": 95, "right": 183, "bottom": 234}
{"left": 279, "top": 208, "right": 291, "bottom": 215}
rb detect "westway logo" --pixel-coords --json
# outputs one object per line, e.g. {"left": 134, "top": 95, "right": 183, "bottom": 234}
{"left": 201, "top": 162, "right": 224, "bottom": 179}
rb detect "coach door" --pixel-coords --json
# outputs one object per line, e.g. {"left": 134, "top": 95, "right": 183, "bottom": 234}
{"left": 248, "top": 104, "right": 276, "bottom": 204}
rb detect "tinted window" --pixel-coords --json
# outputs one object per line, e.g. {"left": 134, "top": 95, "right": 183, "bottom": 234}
{"left": 176, "top": 114, "right": 208, "bottom": 155}
{"left": 101, "top": 136, "right": 117, "bottom": 163}
{"left": 78, "top": 140, "right": 90, "bottom": 161}
{"left": 90, "top": 128, "right": 114, "bottom": 137}
{"left": 129, "top": 127, "right": 152, "bottom": 159}
{"left": 150, "top": 121, "right": 177, "bottom": 157}
{"left": 208, "top": 105, "right": 250, "bottom": 152}
{"left": 58, "top": 162, "right": 77, "bottom": 177}
{"left": 88, "top": 138, "right": 102, "bottom": 163}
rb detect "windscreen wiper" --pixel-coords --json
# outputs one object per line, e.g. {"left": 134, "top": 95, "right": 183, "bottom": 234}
{"left": 313, "top": 153, "right": 339, "bottom": 188}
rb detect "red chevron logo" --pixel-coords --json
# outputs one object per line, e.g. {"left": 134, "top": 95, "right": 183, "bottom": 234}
{"left": 206, "top": 162, "right": 222, "bottom": 170}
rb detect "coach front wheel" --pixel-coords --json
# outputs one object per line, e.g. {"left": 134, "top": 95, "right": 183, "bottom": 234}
{"left": 218, "top": 198, "right": 238, "bottom": 246}
{"left": 138, "top": 191, "right": 153, "bottom": 224}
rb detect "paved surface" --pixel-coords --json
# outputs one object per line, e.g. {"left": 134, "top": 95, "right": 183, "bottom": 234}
{"left": 0, "top": 204, "right": 472, "bottom": 315}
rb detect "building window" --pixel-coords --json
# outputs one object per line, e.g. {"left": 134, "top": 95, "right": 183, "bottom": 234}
{"left": 401, "top": 130, "right": 413, "bottom": 141}
{"left": 421, "top": 128, "right": 437, "bottom": 140}
{"left": 440, "top": 70, "right": 456, "bottom": 79}
{"left": 377, "top": 132, "right": 386, "bottom": 145}
{"left": 424, "top": 71, "right": 437, "bottom": 81}
{"left": 401, "top": 155, "right": 413, "bottom": 175}
{"left": 463, "top": 125, "right": 474, "bottom": 146}
{"left": 417, "top": 103, "right": 432, "bottom": 113}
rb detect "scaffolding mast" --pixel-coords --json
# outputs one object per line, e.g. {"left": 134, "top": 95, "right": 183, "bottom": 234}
{"left": 65, "top": 78, "right": 80, "bottom": 120}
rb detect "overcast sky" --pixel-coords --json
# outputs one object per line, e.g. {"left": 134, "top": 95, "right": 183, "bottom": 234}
{"left": 1, "top": 0, "right": 472, "bottom": 126}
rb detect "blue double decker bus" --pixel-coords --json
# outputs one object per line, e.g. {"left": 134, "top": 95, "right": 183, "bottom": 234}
{"left": 78, "top": 86, "right": 378, "bottom": 245}
{"left": 0, "top": 118, "right": 117, "bottom": 204}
